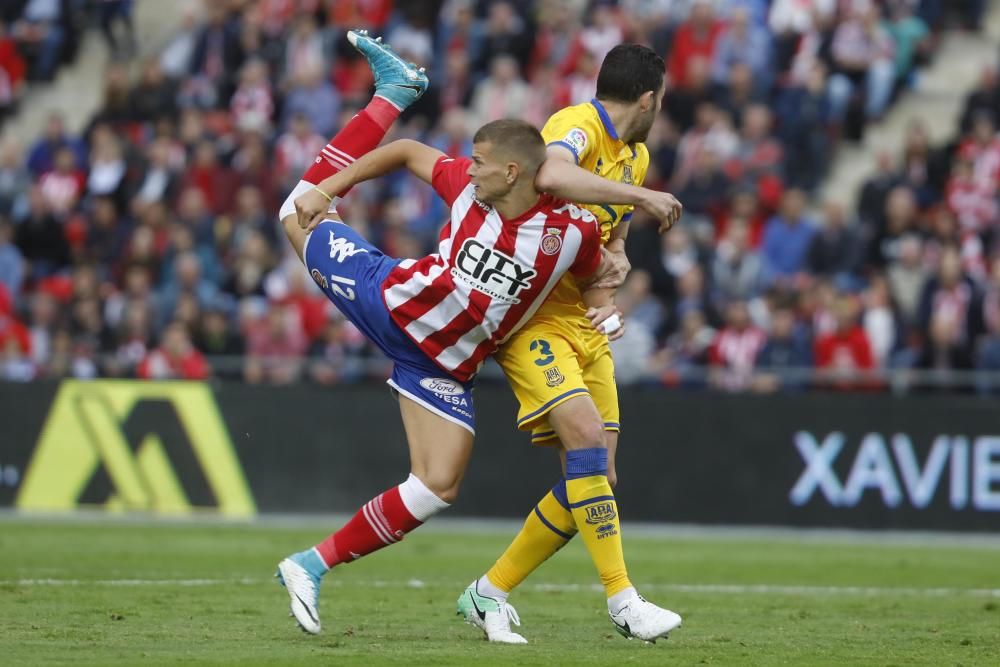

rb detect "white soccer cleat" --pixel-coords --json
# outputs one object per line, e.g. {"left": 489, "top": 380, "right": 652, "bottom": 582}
{"left": 276, "top": 551, "right": 325, "bottom": 634}
{"left": 456, "top": 581, "right": 528, "bottom": 644}
{"left": 609, "top": 593, "right": 682, "bottom": 643}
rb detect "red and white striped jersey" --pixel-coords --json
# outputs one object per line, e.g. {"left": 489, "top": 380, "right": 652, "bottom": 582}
{"left": 381, "top": 156, "right": 602, "bottom": 381}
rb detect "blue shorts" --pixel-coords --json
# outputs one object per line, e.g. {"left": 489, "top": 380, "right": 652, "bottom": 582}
{"left": 303, "top": 220, "right": 476, "bottom": 433}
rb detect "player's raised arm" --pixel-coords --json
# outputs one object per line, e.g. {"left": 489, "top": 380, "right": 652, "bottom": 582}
{"left": 534, "top": 148, "right": 683, "bottom": 234}
{"left": 296, "top": 139, "right": 446, "bottom": 230}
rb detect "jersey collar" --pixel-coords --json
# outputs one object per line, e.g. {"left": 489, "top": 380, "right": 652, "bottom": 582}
{"left": 590, "top": 98, "right": 637, "bottom": 160}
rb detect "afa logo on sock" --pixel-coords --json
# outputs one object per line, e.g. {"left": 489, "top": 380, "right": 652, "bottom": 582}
{"left": 15, "top": 380, "right": 256, "bottom": 517}
{"left": 584, "top": 501, "right": 617, "bottom": 525}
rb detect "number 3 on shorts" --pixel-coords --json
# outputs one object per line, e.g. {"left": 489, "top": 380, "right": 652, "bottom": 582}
{"left": 530, "top": 339, "right": 555, "bottom": 367}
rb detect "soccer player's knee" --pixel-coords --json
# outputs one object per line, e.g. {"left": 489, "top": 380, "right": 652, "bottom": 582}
{"left": 418, "top": 473, "right": 462, "bottom": 504}
{"left": 562, "top": 417, "right": 606, "bottom": 451}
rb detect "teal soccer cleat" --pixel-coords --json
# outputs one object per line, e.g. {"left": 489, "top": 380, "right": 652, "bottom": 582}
{"left": 276, "top": 548, "right": 327, "bottom": 634}
{"left": 347, "top": 29, "right": 429, "bottom": 110}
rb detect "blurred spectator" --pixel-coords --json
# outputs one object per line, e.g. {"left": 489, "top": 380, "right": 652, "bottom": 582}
{"left": 15, "top": 185, "right": 70, "bottom": 277}
{"left": 668, "top": 0, "right": 723, "bottom": 90}
{"left": 12, "top": 0, "right": 68, "bottom": 81}
{"left": 0, "top": 19, "right": 26, "bottom": 120}
{"left": 884, "top": 1, "right": 931, "bottom": 85}
{"left": 887, "top": 233, "right": 927, "bottom": 326}
{"left": 0, "top": 283, "right": 29, "bottom": 356}
{"left": 862, "top": 275, "right": 900, "bottom": 368}
{"left": 0, "top": 139, "right": 29, "bottom": 217}
{"left": 26, "top": 112, "right": 85, "bottom": 177}
{"left": 230, "top": 58, "right": 274, "bottom": 131}
{"left": 99, "top": 0, "right": 136, "bottom": 57}
{"left": 898, "top": 119, "right": 947, "bottom": 208}
{"left": 38, "top": 146, "right": 84, "bottom": 217}
{"left": 806, "top": 200, "right": 863, "bottom": 283}
{"left": 660, "top": 307, "right": 715, "bottom": 387}
{"left": 129, "top": 57, "right": 178, "bottom": 124}
{"left": 868, "top": 186, "right": 917, "bottom": 268}
{"left": 827, "top": 5, "right": 896, "bottom": 124}
{"left": 814, "top": 294, "right": 875, "bottom": 390}
{"left": 470, "top": 55, "right": 532, "bottom": 127}
{"left": 137, "top": 320, "right": 210, "bottom": 380}
{"left": 474, "top": 1, "right": 533, "bottom": 76}
{"left": 916, "top": 245, "right": 983, "bottom": 361}
{"left": 281, "top": 64, "right": 339, "bottom": 139}
{"left": 0, "top": 217, "right": 24, "bottom": 300}
{"left": 308, "top": 315, "right": 365, "bottom": 385}
{"left": 959, "top": 66, "right": 1000, "bottom": 134}
{"left": 609, "top": 270, "right": 660, "bottom": 384}
{"left": 761, "top": 189, "right": 815, "bottom": 283}
{"left": 709, "top": 298, "right": 766, "bottom": 391}
{"left": 753, "top": 298, "right": 812, "bottom": 393}
{"left": 196, "top": 307, "right": 244, "bottom": 377}
{"left": 244, "top": 300, "right": 307, "bottom": 384}
{"left": 711, "top": 6, "right": 771, "bottom": 91}
{"left": 711, "top": 218, "right": 765, "bottom": 304}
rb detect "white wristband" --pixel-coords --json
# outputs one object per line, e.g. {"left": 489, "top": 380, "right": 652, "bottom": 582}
{"left": 599, "top": 313, "right": 622, "bottom": 335}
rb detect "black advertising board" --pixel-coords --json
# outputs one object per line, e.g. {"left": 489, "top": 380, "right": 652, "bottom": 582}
{"left": 1, "top": 381, "right": 998, "bottom": 531}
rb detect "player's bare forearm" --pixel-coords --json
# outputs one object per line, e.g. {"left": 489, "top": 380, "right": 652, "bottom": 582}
{"left": 314, "top": 139, "right": 444, "bottom": 196}
{"left": 299, "top": 140, "right": 445, "bottom": 230}
{"left": 535, "top": 149, "right": 682, "bottom": 233}
{"left": 535, "top": 156, "right": 648, "bottom": 207}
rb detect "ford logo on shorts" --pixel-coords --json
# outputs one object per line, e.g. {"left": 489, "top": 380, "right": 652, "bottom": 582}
{"left": 419, "top": 378, "right": 464, "bottom": 395}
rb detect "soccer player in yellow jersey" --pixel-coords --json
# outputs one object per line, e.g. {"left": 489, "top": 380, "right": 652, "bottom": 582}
{"left": 456, "top": 44, "right": 683, "bottom": 643}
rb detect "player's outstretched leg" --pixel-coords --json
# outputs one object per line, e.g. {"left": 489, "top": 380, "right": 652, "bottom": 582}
{"left": 279, "top": 28, "right": 429, "bottom": 224}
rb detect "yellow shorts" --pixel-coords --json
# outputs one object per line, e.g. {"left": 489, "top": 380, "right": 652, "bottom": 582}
{"left": 495, "top": 316, "right": 619, "bottom": 445}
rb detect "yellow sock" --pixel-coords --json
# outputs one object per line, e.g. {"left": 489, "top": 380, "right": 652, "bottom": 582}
{"left": 565, "top": 449, "right": 632, "bottom": 597}
{"left": 486, "top": 485, "right": 577, "bottom": 592}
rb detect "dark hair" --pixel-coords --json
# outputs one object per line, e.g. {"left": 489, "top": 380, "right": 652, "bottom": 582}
{"left": 472, "top": 119, "right": 546, "bottom": 175}
{"left": 595, "top": 43, "right": 665, "bottom": 104}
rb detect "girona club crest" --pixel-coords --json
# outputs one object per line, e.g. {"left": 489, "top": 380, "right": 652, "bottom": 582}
{"left": 540, "top": 227, "right": 562, "bottom": 255}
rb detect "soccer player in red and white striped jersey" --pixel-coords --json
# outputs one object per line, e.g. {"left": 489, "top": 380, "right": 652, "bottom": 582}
{"left": 275, "top": 29, "right": 675, "bottom": 638}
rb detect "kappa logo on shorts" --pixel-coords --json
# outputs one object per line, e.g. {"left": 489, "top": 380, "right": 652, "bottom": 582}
{"left": 584, "top": 501, "right": 617, "bottom": 525}
{"left": 310, "top": 268, "right": 328, "bottom": 290}
{"left": 328, "top": 230, "right": 368, "bottom": 263}
{"left": 544, "top": 366, "right": 565, "bottom": 387}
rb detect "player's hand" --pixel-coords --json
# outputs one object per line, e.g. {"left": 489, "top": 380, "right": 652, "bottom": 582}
{"left": 592, "top": 246, "right": 631, "bottom": 289}
{"left": 586, "top": 305, "right": 625, "bottom": 342}
{"left": 294, "top": 188, "right": 333, "bottom": 232}
{"left": 639, "top": 190, "right": 683, "bottom": 234}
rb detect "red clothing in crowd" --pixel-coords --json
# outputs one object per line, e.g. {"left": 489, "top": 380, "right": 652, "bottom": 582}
{"left": 814, "top": 326, "right": 875, "bottom": 390}
{"left": 137, "top": 347, "right": 210, "bottom": 379}
{"left": 667, "top": 19, "right": 724, "bottom": 89}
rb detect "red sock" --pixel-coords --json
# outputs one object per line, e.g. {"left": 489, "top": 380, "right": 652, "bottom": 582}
{"left": 300, "top": 98, "right": 401, "bottom": 195}
{"left": 314, "top": 486, "right": 422, "bottom": 567}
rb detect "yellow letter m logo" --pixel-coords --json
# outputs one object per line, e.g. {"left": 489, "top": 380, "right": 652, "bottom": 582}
{"left": 16, "top": 381, "right": 256, "bottom": 517}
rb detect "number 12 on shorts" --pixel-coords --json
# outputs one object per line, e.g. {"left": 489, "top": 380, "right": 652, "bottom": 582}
{"left": 330, "top": 274, "right": 356, "bottom": 301}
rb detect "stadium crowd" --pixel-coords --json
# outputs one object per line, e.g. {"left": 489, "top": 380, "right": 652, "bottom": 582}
{"left": 0, "top": 0, "right": 998, "bottom": 393}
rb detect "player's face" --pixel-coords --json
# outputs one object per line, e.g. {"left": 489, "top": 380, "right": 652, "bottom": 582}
{"left": 467, "top": 142, "right": 510, "bottom": 203}
{"left": 632, "top": 80, "right": 666, "bottom": 143}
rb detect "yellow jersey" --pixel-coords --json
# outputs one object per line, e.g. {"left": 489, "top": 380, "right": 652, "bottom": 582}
{"left": 537, "top": 99, "right": 650, "bottom": 319}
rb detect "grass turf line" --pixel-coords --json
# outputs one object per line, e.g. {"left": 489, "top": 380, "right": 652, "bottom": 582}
{"left": 0, "top": 521, "right": 997, "bottom": 666}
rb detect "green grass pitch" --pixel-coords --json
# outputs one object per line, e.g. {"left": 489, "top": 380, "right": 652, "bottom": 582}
{"left": 0, "top": 518, "right": 998, "bottom": 666}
